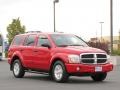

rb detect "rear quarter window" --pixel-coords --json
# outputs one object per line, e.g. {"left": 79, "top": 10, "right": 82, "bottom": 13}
{"left": 12, "top": 35, "right": 25, "bottom": 46}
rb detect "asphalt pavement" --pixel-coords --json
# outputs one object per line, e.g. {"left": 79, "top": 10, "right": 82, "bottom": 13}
{"left": 0, "top": 60, "right": 120, "bottom": 90}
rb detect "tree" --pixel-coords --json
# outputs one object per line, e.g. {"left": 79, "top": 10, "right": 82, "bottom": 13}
{"left": 7, "top": 18, "right": 25, "bottom": 44}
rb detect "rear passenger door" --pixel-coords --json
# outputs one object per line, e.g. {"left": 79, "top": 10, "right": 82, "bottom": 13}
{"left": 33, "top": 35, "right": 51, "bottom": 70}
{"left": 21, "top": 34, "right": 36, "bottom": 68}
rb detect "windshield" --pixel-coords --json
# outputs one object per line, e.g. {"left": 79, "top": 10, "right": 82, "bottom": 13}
{"left": 50, "top": 34, "right": 88, "bottom": 47}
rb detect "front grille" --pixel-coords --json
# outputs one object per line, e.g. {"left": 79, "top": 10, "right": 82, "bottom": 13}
{"left": 97, "top": 59, "right": 107, "bottom": 63}
{"left": 81, "top": 59, "right": 94, "bottom": 64}
{"left": 80, "top": 53, "right": 107, "bottom": 64}
{"left": 81, "top": 54, "right": 94, "bottom": 58}
{"left": 97, "top": 54, "right": 107, "bottom": 58}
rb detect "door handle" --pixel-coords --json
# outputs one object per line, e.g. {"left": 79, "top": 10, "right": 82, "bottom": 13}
{"left": 20, "top": 49, "right": 24, "bottom": 52}
{"left": 33, "top": 50, "right": 38, "bottom": 52}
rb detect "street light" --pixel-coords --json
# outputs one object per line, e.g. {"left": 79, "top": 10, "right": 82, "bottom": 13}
{"left": 110, "top": 0, "right": 113, "bottom": 54}
{"left": 99, "top": 22, "right": 104, "bottom": 42}
{"left": 53, "top": 0, "right": 59, "bottom": 32}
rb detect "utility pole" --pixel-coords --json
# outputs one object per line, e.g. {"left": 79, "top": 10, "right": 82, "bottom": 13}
{"left": 53, "top": 0, "right": 59, "bottom": 32}
{"left": 119, "top": 30, "right": 120, "bottom": 50}
{"left": 119, "top": 30, "right": 120, "bottom": 43}
{"left": 99, "top": 22, "right": 104, "bottom": 42}
{"left": 110, "top": 0, "right": 113, "bottom": 54}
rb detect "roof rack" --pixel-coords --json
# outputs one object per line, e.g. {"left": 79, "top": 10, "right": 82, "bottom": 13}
{"left": 55, "top": 31, "right": 64, "bottom": 33}
{"left": 26, "top": 31, "right": 42, "bottom": 33}
{"left": 25, "top": 31, "right": 41, "bottom": 33}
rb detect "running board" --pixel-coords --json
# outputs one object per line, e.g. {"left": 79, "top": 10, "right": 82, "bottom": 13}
{"left": 25, "top": 69, "right": 49, "bottom": 75}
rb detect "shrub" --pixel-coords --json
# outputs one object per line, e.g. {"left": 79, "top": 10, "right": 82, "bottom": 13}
{"left": 112, "top": 50, "right": 120, "bottom": 55}
{"left": 88, "top": 42, "right": 109, "bottom": 54}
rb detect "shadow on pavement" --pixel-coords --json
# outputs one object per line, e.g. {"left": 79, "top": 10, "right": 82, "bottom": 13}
{"left": 19, "top": 74, "right": 114, "bottom": 84}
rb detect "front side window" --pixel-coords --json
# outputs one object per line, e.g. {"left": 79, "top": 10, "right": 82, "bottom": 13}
{"left": 37, "top": 35, "right": 50, "bottom": 47}
{"left": 50, "top": 34, "right": 88, "bottom": 47}
{"left": 24, "top": 35, "right": 36, "bottom": 46}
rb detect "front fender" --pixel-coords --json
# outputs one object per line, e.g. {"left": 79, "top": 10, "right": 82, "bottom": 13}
{"left": 50, "top": 53, "right": 69, "bottom": 66}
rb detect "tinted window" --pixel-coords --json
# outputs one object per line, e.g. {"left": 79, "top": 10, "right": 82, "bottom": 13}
{"left": 24, "top": 35, "right": 36, "bottom": 46}
{"left": 37, "top": 35, "right": 50, "bottom": 47}
{"left": 12, "top": 36, "right": 24, "bottom": 45}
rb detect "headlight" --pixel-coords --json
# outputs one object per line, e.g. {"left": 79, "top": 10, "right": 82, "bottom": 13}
{"left": 107, "top": 55, "right": 110, "bottom": 59}
{"left": 68, "top": 55, "right": 80, "bottom": 63}
{"left": 107, "top": 55, "right": 112, "bottom": 63}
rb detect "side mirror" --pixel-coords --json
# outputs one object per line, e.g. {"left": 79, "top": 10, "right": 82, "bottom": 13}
{"left": 41, "top": 43, "right": 51, "bottom": 48}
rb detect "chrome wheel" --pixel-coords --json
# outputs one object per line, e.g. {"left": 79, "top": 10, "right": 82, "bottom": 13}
{"left": 12, "top": 60, "right": 25, "bottom": 78}
{"left": 13, "top": 63, "right": 20, "bottom": 76}
{"left": 54, "top": 64, "right": 63, "bottom": 80}
{"left": 52, "top": 61, "right": 69, "bottom": 82}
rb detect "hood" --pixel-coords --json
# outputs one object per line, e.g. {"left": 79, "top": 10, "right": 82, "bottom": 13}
{"left": 56, "top": 46, "right": 105, "bottom": 54}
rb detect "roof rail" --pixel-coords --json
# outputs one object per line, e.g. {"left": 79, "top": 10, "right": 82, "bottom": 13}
{"left": 25, "top": 31, "right": 42, "bottom": 33}
{"left": 55, "top": 31, "right": 64, "bottom": 33}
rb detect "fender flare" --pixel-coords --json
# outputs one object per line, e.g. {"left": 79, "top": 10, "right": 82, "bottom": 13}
{"left": 10, "top": 51, "right": 24, "bottom": 70}
{"left": 49, "top": 53, "right": 68, "bottom": 71}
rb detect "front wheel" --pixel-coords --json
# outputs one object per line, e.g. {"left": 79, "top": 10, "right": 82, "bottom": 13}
{"left": 91, "top": 73, "right": 107, "bottom": 82}
{"left": 12, "top": 59, "right": 25, "bottom": 78}
{"left": 52, "top": 61, "right": 69, "bottom": 83}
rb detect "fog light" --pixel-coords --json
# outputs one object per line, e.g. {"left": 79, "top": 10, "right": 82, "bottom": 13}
{"left": 76, "top": 67, "right": 80, "bottom": 71}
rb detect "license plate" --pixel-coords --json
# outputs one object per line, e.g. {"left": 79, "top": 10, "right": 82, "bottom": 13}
{"left": 95, "top": 66, "right": 102, "bottom": 72}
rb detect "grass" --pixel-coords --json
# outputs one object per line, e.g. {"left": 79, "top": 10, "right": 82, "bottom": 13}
{"left": 112, "top": 50, "right": 120, "bottom": 56}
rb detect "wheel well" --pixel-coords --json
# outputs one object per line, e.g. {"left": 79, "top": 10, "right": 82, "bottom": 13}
{"left": 49, "top": 58, "right": 65, "bottom": 73}
{"left": 10, "top": 56, "right": 20, "bottom": 70}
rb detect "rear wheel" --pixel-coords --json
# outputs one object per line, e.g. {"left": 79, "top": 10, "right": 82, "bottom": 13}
{"left": 52, "top": 61, "right": 69, "bottom": 83}
{"left": 91, "top": 73, "right": 107, "bottom": 82}
{"left": 12, "top": 59, "right": 25, "bottom": 78}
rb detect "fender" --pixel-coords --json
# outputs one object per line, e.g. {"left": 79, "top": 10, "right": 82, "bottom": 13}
{"left": 11, "top": 51, "right": 25, "bottom": 67}
{"left": 49, "top": 53, "right": 69, "bottom": 69}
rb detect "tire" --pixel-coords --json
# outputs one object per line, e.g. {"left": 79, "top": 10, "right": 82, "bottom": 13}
{"left": 12, "top": 59, "right": 25, "bottom": 78}
{"left": 52, "top": 61, "right": 69, "bottom": 83}
{"left": 91, "top": 73, "right": 107, "bottom": 82}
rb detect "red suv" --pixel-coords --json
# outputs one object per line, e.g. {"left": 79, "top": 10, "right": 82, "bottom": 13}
{"left": 8, "top": 31, "right": 113, "bottom": 82}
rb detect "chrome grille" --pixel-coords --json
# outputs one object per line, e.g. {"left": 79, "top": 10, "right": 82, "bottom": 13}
{"left": 80, "top": 53, "right": 107, "bottom": 64}
{"left": 97, "top": 54, "right": 106, "bottom": 58}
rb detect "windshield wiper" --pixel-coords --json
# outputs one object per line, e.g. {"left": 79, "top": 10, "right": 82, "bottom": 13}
{"left": 58, "top": 45, "right": 68, "bottom": 47}
{"left": 58, "top": 44, "right": 85, "bottom": 47}
{"left": 69, "top": 44, "right": 84, "bottom": 46}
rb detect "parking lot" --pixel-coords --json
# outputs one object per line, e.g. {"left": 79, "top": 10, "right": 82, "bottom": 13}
{"left": 0, "top": 59, "right": 120, "bottom": 90}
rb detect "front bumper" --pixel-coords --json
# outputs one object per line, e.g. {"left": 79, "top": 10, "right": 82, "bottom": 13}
{"left": 8, "top": 58, "right": 11, "bottom": 64}
{"left": 65, "top": 63, "right": 113, "bottom": 74}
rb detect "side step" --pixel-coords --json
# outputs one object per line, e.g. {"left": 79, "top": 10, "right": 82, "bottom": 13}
{"left": 25, "top": 69, "right": 49, "bottom": 75}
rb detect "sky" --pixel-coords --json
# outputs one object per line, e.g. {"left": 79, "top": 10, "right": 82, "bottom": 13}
{"left": 0, "top": 0, "right": 120, "bottom": 41}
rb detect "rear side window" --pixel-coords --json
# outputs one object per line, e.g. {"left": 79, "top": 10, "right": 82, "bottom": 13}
{"left": 24, "top": 35, "right": 36, "bottom": 46}
{"left": 12, "top": 36, "right": 24, "bottom": 45}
